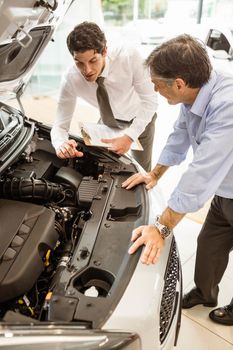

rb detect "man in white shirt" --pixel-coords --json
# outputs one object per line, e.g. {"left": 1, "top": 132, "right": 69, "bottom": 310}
{"left": 51, "top": 21, "right": 158, "bottom": 171}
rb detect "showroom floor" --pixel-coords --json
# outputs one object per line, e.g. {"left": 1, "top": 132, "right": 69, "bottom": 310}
{"left": 11, "top": 92, "right": 233, "bottom": 349}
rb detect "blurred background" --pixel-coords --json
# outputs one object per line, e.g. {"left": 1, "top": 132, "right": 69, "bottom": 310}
{"left": 23, "top": 0, "right": 233, "bottom": 97}
{"left": 6, "top": 2, "right": 233, "bottom": 349}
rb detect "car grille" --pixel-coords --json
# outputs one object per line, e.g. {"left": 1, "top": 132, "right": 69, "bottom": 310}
{"left": 160, "top": 237, "right": 180, "bottom": 343}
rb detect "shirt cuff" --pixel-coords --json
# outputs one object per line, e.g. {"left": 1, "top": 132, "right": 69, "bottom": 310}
{"left": 168, "top": 189, "right": 201, "bottom": 213}
{"left": 158, "top": 149, "right": 187, "bottom": 166}
{"left": 50, "top": 129, "right": 68, "bottom": 150}
{"left": 124, "top": 128, "right": 138, "bottom": 142}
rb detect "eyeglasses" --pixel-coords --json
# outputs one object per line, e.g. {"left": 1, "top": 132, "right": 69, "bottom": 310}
{"left": 151, "top": 75, "right": 175, "bottom": 84}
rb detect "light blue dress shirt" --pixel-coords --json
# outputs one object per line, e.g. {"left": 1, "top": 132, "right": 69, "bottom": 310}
{"left": 158, "top": 70, "right": 233, "bottom": 213}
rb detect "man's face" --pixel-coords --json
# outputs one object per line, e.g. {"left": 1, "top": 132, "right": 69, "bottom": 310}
{"left": 73, "top": 48, "right": 107, "bottom": 82}
{"left": 151, "top": 77, "right": 182, "bottom": 105}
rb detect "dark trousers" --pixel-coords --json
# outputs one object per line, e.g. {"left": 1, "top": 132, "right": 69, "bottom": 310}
{"left": 131, "top": 113, "right": 156, "bottom": 172}
{"left": 194, "top": 195, "right": 233, "bottom": 301}
{"left": 100, "top": 113, "right": 156, "bottom": 172}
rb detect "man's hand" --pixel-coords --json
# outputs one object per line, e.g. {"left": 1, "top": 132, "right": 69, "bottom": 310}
{"left": 122, "top": 171, "right": 158, "bottom": 190}
{"left": 101, "top": 135, "right": 132, "bottom": 155}
{"left": 56, "top": 139, "right": 83, "bottom": 159}
{"left": 128, "top": 225, "right": 165, "bottom": 265}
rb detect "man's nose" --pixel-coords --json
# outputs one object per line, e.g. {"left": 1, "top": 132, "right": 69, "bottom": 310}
{"left": 84, "top": 64, "right": 92, "bottom": 74}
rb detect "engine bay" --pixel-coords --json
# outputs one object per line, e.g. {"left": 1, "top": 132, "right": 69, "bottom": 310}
{"left": 0, "top": 121, "right": 147, "bottom": 327}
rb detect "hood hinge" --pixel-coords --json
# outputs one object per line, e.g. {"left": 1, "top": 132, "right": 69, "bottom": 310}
{"left": 35, "top": 0, "right": 58, "bottom": 12}
{"left": 15, "top": 83, "right": 26, "bottom": 116}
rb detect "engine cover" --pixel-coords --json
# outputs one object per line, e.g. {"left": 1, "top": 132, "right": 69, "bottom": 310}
{"left": 0, "top": 199, "right": 58, "bottom": 302}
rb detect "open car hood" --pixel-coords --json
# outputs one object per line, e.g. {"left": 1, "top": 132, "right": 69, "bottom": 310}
{"left": 0, "top": 0, "right": 73, "bottom": 100}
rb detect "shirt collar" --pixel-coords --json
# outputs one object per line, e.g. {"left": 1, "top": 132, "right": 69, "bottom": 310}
{"left": 190, "top": 70, "right": 217, "bottom": 117}
{"left": 99, "top": 55, "right": 110, "bottom": 79}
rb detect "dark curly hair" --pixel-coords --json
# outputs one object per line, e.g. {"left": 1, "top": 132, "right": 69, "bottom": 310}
{"left": 145, "top": 34, "right": 212, "bottom": 88}
{"left": 66, "top": 21, "right": 107, "bottom": 55}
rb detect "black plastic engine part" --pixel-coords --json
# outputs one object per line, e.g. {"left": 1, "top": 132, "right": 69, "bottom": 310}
{"left": 78, "top": 177, "right": 101, "bottom": 208}
{"left": 0, "top": 199, "right": 58, "bottom": 302}
{"left": 54, "top": 166, "right": 83, "bottom": 190}
{"left": 0, "top": 177, "right": 64, "bottom": 202}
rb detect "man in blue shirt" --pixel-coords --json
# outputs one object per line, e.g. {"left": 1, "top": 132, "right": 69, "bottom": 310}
{"left": 122, "top": 34, "right": 233, "bottom": 325}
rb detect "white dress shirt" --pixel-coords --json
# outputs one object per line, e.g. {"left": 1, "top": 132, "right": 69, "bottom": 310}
{"left": 51, "top": 45, "right": 158, "bottom": 150}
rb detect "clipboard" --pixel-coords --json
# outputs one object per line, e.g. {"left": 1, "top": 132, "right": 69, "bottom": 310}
{"left": 79, "top": 122, "right": 143, "bottom": 151}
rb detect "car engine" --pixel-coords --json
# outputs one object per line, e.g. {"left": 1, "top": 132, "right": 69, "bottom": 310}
{"left": 0, "top": 118, "right": 146, "bottom": 326}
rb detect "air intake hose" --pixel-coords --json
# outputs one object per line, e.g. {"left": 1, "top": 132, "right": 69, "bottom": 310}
{"left": 0, "top": 178, "right": 64, "bottom": 202}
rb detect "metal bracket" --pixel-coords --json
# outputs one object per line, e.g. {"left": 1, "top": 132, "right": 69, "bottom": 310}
{"left": 15, "top": 27, "right": 32, "bottom": 48}
{"left": 35, "top": 0, "right": 58, "bottom": 12}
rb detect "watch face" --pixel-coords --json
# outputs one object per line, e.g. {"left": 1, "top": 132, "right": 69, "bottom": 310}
{"left": 161, "top": 226, "right": 170, "bottom": 237}
{"left": 154, "top": 218, "right": 171, "bottom": 238}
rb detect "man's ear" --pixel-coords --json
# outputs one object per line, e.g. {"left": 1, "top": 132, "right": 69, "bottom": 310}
{"left": 102, "top": 47, "right": 107, "bottom": 57}
{"left": 175, "top": 78, "right": 186, "bottom": 90}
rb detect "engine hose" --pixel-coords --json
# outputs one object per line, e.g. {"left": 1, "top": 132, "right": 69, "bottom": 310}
{"left": 0, "top": 177, "right": 64, "bottom": 202}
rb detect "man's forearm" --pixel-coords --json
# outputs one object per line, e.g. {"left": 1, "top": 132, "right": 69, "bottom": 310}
{"left": 159, "top": 206, "right": 186, "bottom": 231}
{"left": 150, "top": 163, "right": 169, "bottom": 181}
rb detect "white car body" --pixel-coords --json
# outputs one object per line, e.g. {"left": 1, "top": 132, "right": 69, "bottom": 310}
{"left": 205, "top": 25, "right": 233, "bottom": 76}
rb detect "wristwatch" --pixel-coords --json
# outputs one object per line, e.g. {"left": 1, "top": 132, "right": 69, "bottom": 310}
{"left": 154, "top": 215, "right": 172, "bottom": 239}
